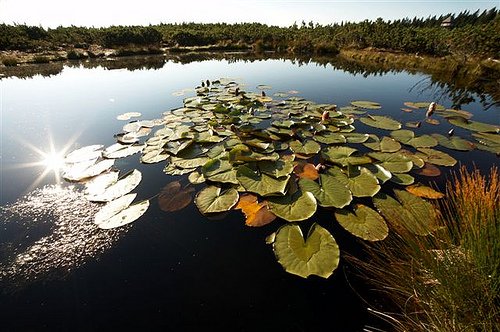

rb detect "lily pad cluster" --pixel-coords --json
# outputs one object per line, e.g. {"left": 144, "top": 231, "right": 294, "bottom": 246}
{"left": 62, "top": 79, "right": 499, "bottom": 279}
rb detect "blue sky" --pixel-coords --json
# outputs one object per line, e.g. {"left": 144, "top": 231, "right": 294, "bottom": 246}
{"left": 0, "top": 0, "right": 497, "bottom": 27}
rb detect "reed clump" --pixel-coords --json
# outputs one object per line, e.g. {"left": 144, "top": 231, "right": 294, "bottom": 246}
{"left": 351, "top": 166, "right": 499, "bottom": 332}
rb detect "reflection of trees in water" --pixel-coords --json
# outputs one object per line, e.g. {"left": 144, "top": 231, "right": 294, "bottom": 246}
{"left": 1, "top": 53, "right": 498, "bottom": 109}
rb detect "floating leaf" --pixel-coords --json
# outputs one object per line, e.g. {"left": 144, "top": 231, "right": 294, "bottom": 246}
{"left": 425, "top": 118, "right": 440, "bottom": 125}
{"left": 335, "top": 205, "right": 388, "bottom": 241}
{"left": 416, "top": 148, "right": 457, "bottom": 167}
{"left": 87, "top": 169, "right": 142, "bottom": 202}
{"left": 103, "top": 143, "right": 145, "bottom": 159}
{"left": 273, "top": 223, "right": 339, "bottom": 278}
{"left": 235, "top": 194, "right": 276, "bottom": 227}
{"left": 406, "top": 184, "right": 444, "bottom": 199}
{"left": 436, "top": 108, "right": 473, "bottom": 119}
{"left": 289, "top": 140, "right": 321, "bottom": 156}
{"left": 96, "top": 200, "right": 149, "bottom": 230}
{"left": 158, "top": 181, "right": 195, "bottom": 212}
{"left": 313, "top": 132, "right": 346, "bottom": 144}
{"left": 448, "top": 117, "right": 499, "bottom": 133}
{"left": 267, "top": 190, "right": 317, "bottom": 222}
{"left": 389, "top": 173, "right": 414, "bottom": 185}
{"left": 194, "top": 186, "right": 239, "bottom": 214}
{"left": 258, "top": 156, "right": 295, "bottom": 178}
{"left": 299, "top": 174, "right": 352, "bottom": 208}
{"left": 351, "top": 100, "right": 381, "bottom": 109}
{"left": 359, "top": 115, "right": 401, "bottom": 131}
{"left": 368, "top": 152, "right": 413, "bottom": 173}
{"left": 141, "top": 150, "right": 170, "bottom": 164}
{"left": 236, "top": 165, "right": 289, "bottom": 197}
{"left": 63, "top": 159, "right": 115, "bottom": 181}
{"left": 188, "top": 171, "right": 205, "bottom": 184}
{"left": 293, "top": 162, "right": 319, "bottom": 180}
{"left": 404, "top": 102, "right": 445, "bottom": 110}
{"left": 343, "top": 133, "right": 370, "bottom": 144}
{"left": 365, "top": 164, "right": 392, "bottom": 184}
{"left": 84, "top": 171, "right": 119, "bottom": 197}
{"left": 116, "top": 112, "right": 141, "bottom": 121}
{"left": 431, "top": 134, "right": 475, "bottom": 151}
{"left": 373, "top": 191, "right": 438, "bottom": 235}
{"left": 328, "top": 166, "right": 380, "bottom": 198}
{"left": 322, "top": 146, "right": 371, "bottom": 167}
{"left": 94, "top": 193, "right": 137, "bottom": 225}
{"left": 65, "top": 145, "right": 103, "bottom": 164}
{"left": 414, "top": 163, "right": 441, "bottom": 177}
{"left": 391, "top": 130, "right": 438, "bottom": 148}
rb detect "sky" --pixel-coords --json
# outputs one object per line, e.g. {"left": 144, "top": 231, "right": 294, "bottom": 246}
{"left": 0, "top": 0, "right": 497, "bottom": 27}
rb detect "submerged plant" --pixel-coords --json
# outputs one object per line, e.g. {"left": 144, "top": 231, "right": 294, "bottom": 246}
{"left": 348, "top": 166, "right": 500, "bottom": 332}
{"left": 58, "top": 78, "right": 499, "bottom": 279}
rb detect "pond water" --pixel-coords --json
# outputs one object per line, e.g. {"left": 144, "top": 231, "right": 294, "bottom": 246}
{"left": 0, "top": 55, "right": 498, "bottom": 331}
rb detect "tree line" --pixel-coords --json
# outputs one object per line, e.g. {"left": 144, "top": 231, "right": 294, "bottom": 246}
{"left": 0, "top": 8, "right": 498, "bottom": 58}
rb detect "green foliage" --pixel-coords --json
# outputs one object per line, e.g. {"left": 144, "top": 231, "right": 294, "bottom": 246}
{"left": 0, "top": 8, "right": 498, "bottom": 58}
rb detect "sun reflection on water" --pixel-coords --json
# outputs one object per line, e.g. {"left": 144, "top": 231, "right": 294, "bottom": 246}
{"left": 0, "top": 185, "right": 128, "bottom": 289}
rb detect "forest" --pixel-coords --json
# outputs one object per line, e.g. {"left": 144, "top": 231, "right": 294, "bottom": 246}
{"left": 0, "top": 8, "right": 499, "bottom": 59}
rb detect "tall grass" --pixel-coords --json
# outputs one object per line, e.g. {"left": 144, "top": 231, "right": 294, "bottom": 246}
{"left": 351, "top": 166, "right": 499, "bottom": 332}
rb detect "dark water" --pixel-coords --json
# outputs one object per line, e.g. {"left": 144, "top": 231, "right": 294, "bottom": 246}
{"left": 0, "top": 55, "right": 498, "bottom": 331}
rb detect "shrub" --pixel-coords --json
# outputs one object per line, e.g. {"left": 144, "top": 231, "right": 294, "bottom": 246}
{"left": 33, "top": 55, "right": 50, "bottom": 63}
{"left": 2, "top": 56, "right": 18, "bottom": 66}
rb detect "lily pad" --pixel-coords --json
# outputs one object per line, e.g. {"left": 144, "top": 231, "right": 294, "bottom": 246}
{"left": 65, "top": 145, "right": 103, "bottom": 164}
{"left": 322, "top": 146, "right": 372, "bottom": 167}
{"left": 267, "top": 190, "right": 317, "bottom": 222}
{"left": 416, "top": 148, "right": 457, "bottom": 167}
{"left": 235, "top": 194, "right": 276, "bottom": 227}
{"left": 448, "top": 117, "right": 499, "bottom": 133}
{"left": 289, "top": 140, "right": 321, "bottom": 156}
{"left": 389, "top": 173, "right": 414, "bottom": 185}
{"left": 87, "top": 169, "right": 142, "bottom": 202}
{"left": 328, "top": 166, "right": 380, "bottom": 198}
{"left": 359, "top": 115, "right": 401, "bottom": 131}
{"left": 158, "top": 181, "right": 195, "bottom": 212}
{"left": 188, "top": 171, "right": 205, "bottom": 184}
{"left": 237, "top": 165, "right": 289, "bottom": 197}
{"left": 272, "top": 223, "right": 339, "bottom": 278}
{"left": 299, "top": 174, "right": 352, "bottom": 208}
{"left": 335, "top": 205, "right": 388, "bottom": 241}
{"left": 103, "top": 143, "right": 145, "bottom": 159}
{"left": 368, "top": 152, "right": 413, "bottom": 173}
{"left": 431, "top": 134, "right": 475, "bottom": 151}
{"left": 194, "top": 186, "right": 239, "bottom": 214}
{"left": 406, "top": 184, "right": 444, "bottom": 199}
{"left": 96, "top": 200, "right": 149, "bottom": 230}
{"left": 351, "top": 100, "right": 381, "bottom": 109}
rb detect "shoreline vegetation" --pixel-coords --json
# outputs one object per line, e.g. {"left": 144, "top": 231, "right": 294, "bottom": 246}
{"left": 349, "top": 166, "right": 499, "bottom": 332}
{"left": 1, "top": 9, "right": 498, "bottom": 69}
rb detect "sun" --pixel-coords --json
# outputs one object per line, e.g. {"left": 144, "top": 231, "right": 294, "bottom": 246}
{"left": 10, "top": 130, "right": 84, "bottom": 191}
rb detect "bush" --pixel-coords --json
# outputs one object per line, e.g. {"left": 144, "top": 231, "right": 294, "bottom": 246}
{"left": 67, "top": 49, "right": 85, "bottom": 60}
{"left": 2, "top": 56, "right": 18, "bottom": 66}
{"left": 33, "top": 55, "right": 50, "bottom": 63}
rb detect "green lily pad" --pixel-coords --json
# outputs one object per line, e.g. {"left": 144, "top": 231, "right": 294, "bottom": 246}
{"left": 351, "top": 100, "right": 381, "bottom": 109}
{"left": 202, "top": 159, "right": 232, "bottom": 177}
{"left": 313, "top": 132, "right": 346, "bottom": 144}
{"left": 267, "top": 190, "right": 317, "bottom": 222}
{"left": 194, "top": 186, "right": 239, "bottom": 214}
{"left": 289, "top": 140, "right": 321, "bottom": 156}
{"left": 416, "top": 148, "right": 457, "bottom": 167}
{"left": 373, "top": 190, "right": 438, "bottom": 235}
{"left": 368, "top": 152, "right": 413, "bottom": 173}
{"left": 391, "top": 130, "right": 438, "bottom": 148}
{"left": 343, "top": 133, "right": 370, "bottom": 144}
{"left": 359, "top": 115, "right": 402, "bottom": 131}
{"left": 335, "top": 205, "right": 388, "bottom": 241}
{"left": 206, "top": 169, "right": 239, "bottom": 184}
{"left": 431, "top": 134, "right": 475, "bottom": 151}
{"left": 236, "top": 165, "right": 289, "bottom": 197}
{"left": 258, "top": 156, "right": 295, "bottom": 178}
{"left": 322, "top": 146, "right": 372, "bottom": 167}
{"left": 365, "top": 164, "right": 392, "bottom": 183}
{"left": 171, "top": 156, "right": 210, "bottom": 169}
{"left": 328, "top": 166, "right": 380, "bottom": 198}
{"left": 188, "top": 171, "right": 205, "bottom": 184}
{"left": 389, "top": 173, "right": 415, "bottom": 185}
{"left": 298, "top": 174, "right": 352, "bottom": 208}
{"left": 272, "top": 223, "right": 339, "bottom": 278}
{"left": 448, "top": 117, "right": 499, "bottom": 133}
